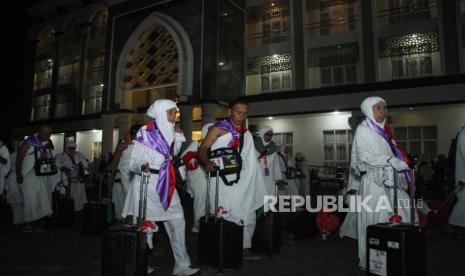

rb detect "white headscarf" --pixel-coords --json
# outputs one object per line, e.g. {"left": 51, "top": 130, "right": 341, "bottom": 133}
{"left": 258, "top": 126, "right": 273, "bottom": 146}
{"left": 147, "top": 99, "right": 177, "bottom": 145}
{"left": 201, "top": 123, "right": 214, "bottom": 140}
{"left": 361, "top": 96, "right": 386, "bottom": 128}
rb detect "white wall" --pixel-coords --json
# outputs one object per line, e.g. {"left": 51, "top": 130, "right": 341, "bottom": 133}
{"left": 76, "top": 130, "right": 102, "bottom": 161}
{"left": 389, "top": 105, "right": 465, "bottom": 155}
{"left": 50, "top": 133, "right": 64, "bottom": 155}
{"left": 249, "top": 112, "right": 352, "bottom": 166}
{"left": 75, "top": 129, "right": 119, "bottom": 160}
{"left": 249, "top": 104, "right": 465, "bottom": 167}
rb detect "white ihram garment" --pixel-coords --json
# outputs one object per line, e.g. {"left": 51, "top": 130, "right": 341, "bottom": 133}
{"left": 5, "top": 153, "right": 24, "bottom": 225}
{"left": 56, "top": 152, "right": 89, "bottom": 211}
{"left": 181, "top": 141, "right": 208, "bottom": 229}
{"left": 21, "top": 146, "right": 53, "bottom": 222}
{"left": 209, "top": 131, "right": 267, "bottom": 248}
{"left": 449, "top": 127, "right": 465, "bottom": 227}
{"left": 353, "top": 123, "right": 416, "bottom": 269}
{"left": 122, "top": 128, "right": 191, "bottom": 267}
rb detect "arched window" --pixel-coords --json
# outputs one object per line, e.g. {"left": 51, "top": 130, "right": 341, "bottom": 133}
{"left": 124, "top": 23, "right": 180, "bottom": 113}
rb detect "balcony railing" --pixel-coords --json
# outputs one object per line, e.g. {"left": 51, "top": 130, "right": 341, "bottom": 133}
{"left": 58, "top": 72, "right": 79, "bottom": 86}
{"left": 307, "top": 17, "right": 357, "bottom": 37}
{"left": 377, "top": 0, "right": 437, "bottom": 25}
{"left": 246, "top": 31, "right": 291, "bottom": 48}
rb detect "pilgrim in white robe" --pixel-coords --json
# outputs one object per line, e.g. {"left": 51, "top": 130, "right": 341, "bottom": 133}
{"left": 0, "top": 142, "right": 10, "bottom": 194}
{"left": 21, "top": 146, "right": 53, "bottom": 222}
{"left": 208, "top": 131, "right": 267, "bottom": 248}
{"left": 5, "top": 152, "right": 24, "bottom": 225}
{"left": 353, "top": 122, "right": 416, "bottom": 269}
{"left": 181, "top": 140, "right": 207, "bottom": 231}
{"left": 113, "top": 144, "right": 134, "bottom": 220}
{"left": 277, "top": 146, "right": 300, "bottom": 198}
{"left": 449, "top": 127, "right": 465, "bottom": 227}
{"left": 122, "top": 127, "right": 191, "bottom": 268}
{"left": 56, "top": 151, "right": 89, "bottom": 211}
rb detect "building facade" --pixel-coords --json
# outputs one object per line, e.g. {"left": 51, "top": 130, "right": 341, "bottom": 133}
{"left": 15, "top": 0, "right": 465, "bottom": 177}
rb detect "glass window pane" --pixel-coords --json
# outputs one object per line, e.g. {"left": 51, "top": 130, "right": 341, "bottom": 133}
{"left": 282, "top": 71, "right": 291, "bottom": 89}
{"left": 321, "top": 68, "right": 331, "bottom": 85}
{"left": 336, "top": 144, "right": 346, "bottom": 160}
{"left": 422, "top": 126, "right": 437, "bottom": 139}
{"left": 424, "top": 141, "right": 437, "bottom": 160}
{"left": 409, "top": 141, "right": 421, "bottom": 155}
{"left": 325, "top": 144, "right": 335, "bottom": 160}
{"left": 271, "top": 73, "right": 281, "bottom": 90}
{"left": 392, "top": 59, "right": 404, "bottom": 78}
{"left": 394, "top": 127, "right": 407, "bottom": 140}
{"left": 408, "top": 126, "right": 421, "bottom": 139}
{"left": 346, "top": 66, "right": 357, "bottom": 82}
{"left": 406, "top": 58, "right": 418, "bottom": 77}
{"left": 261, "top": 74, "right": 270, "bottom": 91}
{"left": 334, "top": 67, "right": 344, "bottom": 83}
{"left": 420, "top": 56, "right": 432, "bottom": 75}
{"left": 323, "top": 130, "right": 334, "bottom": 143}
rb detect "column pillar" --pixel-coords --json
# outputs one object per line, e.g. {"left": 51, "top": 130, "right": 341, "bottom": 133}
{"left": 118, "top": 112, "right": 133, "bottom": 139}
{"left": 201, "top": 102, "right": 217, "bottom": 126}
{"left": 101, "top": 113, "right": 115, "bottom": 158}
{"left": 179, "top": 105, "right": 194, "bottom": 144}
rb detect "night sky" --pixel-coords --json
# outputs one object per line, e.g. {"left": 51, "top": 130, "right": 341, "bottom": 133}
{"left": 0, "top": 1, "right": 29, "bottom": 148}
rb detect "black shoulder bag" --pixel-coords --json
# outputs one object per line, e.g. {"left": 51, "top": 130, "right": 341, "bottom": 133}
{"left": 207, "top": 132, "right": 245, "bottom": 186}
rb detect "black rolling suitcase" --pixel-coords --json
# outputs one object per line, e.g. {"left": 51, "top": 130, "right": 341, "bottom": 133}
{"left": 82, "top": 173, "right": 114, "bottom": 235}
{"left": 199, "top": 170, "right": 243, "bottom": 271}
{"left": 0, "top": 192, "right": 13, "bottom": 227}
{"left": 287, "top": 210, "right": 319, "bottom": 240}
{"left": 251, "top": 183, "right": 282, "bottom": 256}
{"left": 52, "top": 171, "right": 74, "bottom": 226}
{"left": 367, "top": 163, "right": 426, "bottom": 276}
{"left": 366, "top": 223, "right": 425, "bottom": 276}
{"left": 102, "top": 172, "right": 150, "bottom": 276}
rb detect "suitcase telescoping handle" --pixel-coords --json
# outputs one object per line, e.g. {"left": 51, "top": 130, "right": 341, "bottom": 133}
{"left": 138, "top": 171, "right": 150, "bottom": 228}
{"left": 393, "top": 165, "right": 418, "bottom": 224}
{"left": 393, "top": 170, "right": 398, "bottom": 215}
{"left": 204, "top": 173, "right": 211, "bottom": 222}
{"left": 410, "top": 167, "right": 415, "bottom": 224}
{"left": 204, "top": 168, "right": 220, "bottom": 223}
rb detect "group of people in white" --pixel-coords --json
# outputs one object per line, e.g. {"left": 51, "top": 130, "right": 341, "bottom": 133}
{"left": 0, "top": 95, "right": 463, "bottom": 274}
{"left": 0, "top": 127, "right": 89, "bottom": 232}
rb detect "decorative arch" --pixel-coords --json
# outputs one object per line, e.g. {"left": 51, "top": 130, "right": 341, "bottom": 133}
{"left": 114, "top": 12, "right": 193, "bottom": 110}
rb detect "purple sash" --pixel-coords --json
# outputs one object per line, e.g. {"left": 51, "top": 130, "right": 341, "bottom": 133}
{"left": 210, "top": 119, "right": 239, "bottom": 147}
{"left": 134, "top": 120, "right": 175, "bottom": 210}
{"left": 366, "top": 119, "right": 413, "bottom": 184}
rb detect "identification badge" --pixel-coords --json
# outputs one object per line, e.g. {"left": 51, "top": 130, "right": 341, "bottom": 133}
{"left": 40, "top": 163, "right": 51, "bottom": 173}
{"left": 264, "top": 167, "right": 270, "bottom": 176}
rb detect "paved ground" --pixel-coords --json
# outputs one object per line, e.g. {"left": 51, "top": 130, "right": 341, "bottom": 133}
{"left": 0, "top": 184, "right": 464, "bottom": 276}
